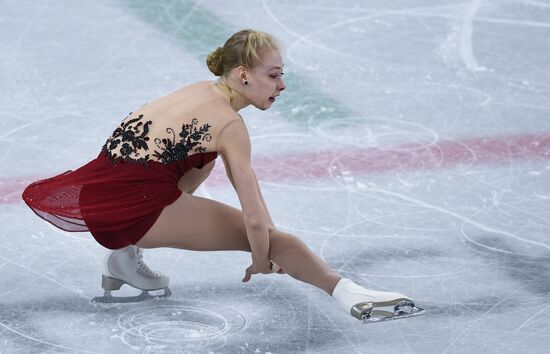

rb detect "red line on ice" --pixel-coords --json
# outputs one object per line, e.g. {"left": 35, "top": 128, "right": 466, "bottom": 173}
{"left": 3, "top": 133, "right": 550, "bottom": 205}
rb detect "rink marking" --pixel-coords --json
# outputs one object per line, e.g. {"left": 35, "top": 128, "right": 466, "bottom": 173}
{"left": 246, "top": 133, "right": 549, "bottom": 183}
{"left": 3, "top": 133, "right": 549, "bottom": 205}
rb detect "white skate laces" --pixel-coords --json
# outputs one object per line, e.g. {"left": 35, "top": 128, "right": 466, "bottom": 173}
{"left": 136, "top": 248, "right": 164, "bottom": 279}
{"left": 331, "top": 278, "right": 424, "bottom": 323}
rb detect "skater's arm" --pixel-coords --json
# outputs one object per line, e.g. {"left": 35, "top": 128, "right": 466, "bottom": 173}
{"left": 221, "top": 153, "right": 274, "bottom": 227}
{"left": 251, "top": 169, "right": 274, "bottom": 227}
{"left": 217, "top": 118, "right": 271, "bottom": 266}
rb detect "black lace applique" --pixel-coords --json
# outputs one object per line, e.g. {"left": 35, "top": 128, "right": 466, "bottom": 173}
{"left": 102, "top": 114, "right": 152, "bottom": 164}
{"left": 102, "top": 115, "right": 212, "bottom": 165}
{"left": 152, "top": 118, "right": 212, "bottom": 164}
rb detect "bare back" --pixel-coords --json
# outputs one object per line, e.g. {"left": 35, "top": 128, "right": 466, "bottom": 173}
{"left": 102, "top": 81, "right": 240, "bottom": 165}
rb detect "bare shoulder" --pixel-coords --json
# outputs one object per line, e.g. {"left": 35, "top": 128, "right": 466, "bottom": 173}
{"left": 215, "top": 111, "right": 249, "bottom": 156}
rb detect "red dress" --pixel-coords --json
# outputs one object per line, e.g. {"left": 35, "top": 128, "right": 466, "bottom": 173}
{"left": 22, "top": 114, "right": 217, "bottom": 249}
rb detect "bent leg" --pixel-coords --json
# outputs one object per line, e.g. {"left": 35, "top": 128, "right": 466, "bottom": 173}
{"left": 137, "top": 192, "right": 251, "bottom": 252}
{"left": 136, "top": 193, "right": 341, "bottom": 294}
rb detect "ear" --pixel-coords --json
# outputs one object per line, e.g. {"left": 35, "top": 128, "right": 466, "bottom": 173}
{"left": 235, "top": 65, "right": 248, "bottom": 82}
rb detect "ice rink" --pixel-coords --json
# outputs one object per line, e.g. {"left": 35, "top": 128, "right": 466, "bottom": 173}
{"left": 1, "top": 0, "right": 550, "bottom": 353}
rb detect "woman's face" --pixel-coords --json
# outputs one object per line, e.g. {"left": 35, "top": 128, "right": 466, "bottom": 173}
{"left": 246, "top": 49, "right": 286, "bottom": 110}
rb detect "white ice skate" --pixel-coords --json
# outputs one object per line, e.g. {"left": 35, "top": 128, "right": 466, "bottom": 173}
{"left": 92, "top": 245, "right": 171, "bottom": 303}
{"left": 332, "top": 278, "right": 424, "bottom": 323}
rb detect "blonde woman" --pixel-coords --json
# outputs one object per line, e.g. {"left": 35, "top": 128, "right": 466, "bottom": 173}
{"left": 23, "top": 29, "right": 423, "bottom": 322}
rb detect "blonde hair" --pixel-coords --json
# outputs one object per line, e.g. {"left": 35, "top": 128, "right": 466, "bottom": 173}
{"left": 206, "top": 29, "right": 281, "bottom": 104}
{"left": 206, "top": 29, "right": 281, "bottom": 77}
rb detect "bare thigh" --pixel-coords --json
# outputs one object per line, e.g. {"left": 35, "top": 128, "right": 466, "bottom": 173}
{"left": 136, "top": 192, "right": 251, "bottom": 252}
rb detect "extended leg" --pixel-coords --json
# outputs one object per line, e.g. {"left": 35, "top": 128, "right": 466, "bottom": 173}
{"left": 267, "top": 229, "right": 341, "bottom": 295}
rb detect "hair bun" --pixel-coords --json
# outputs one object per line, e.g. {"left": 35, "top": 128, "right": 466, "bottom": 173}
{"left": 206, "top": 47, "right": 224, "bottom": 76}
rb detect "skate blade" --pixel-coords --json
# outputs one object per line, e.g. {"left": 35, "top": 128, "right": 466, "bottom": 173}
{"left": 91, "top": 288, "right": 172, "bottom": 304}
{"left": 359, "top": 300, "right": 425, "bottom": 323}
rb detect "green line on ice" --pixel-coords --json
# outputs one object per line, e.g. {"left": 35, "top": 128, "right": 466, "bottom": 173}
{"left": 117, "top": 0, "right": 352, "bottom": 123}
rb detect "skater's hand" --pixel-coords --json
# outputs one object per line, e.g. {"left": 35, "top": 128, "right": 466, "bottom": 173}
{"left": 242, "top": 260, "right": 285, "bottom": 282}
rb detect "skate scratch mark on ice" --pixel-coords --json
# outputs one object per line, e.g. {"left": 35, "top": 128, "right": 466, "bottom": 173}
{"left": 283, "top": 2, "right": 466, "bottom": 14}
{"left": 167, "top": 252, "right": 186, "bottom": 273}
{"left": 268, "top": 8, "right": 382, "bottom": 69}
{"left": 456, "top": 13, "right": 550, "bottom": 29}
{"left": 9, "top": 1, "right": 48, "bottom": 64}
{"left": 47, "top": 313, "right": 98, "bottom": 335}
{"left": 263, "top": 1, "right": 470, "bottom": 66}
{"left": 322, "top": 213, "right": 472, "bottom": 279}
{"left": 49, "top": 251, "right": 81, "bottom": 271}
{"left": 307, "top": 298, "right": 364, "bottom": 354}
{"left": 513, "top": 0, "right": 550, "bottom": 9}
{"left": 0, "top": 101, "right": 140, "bottom": 142}
{"left": 116, "top": 304, "right": 237, "bottom": 348}
{"left": 318, "top": 217, "right": 375, "bottom": 273}
{"left": 514, "top": 303, "right": 550, "bottom": 332}
{"left": 354, "top": 206, "right": 445, "bottom": 232}
{"left": 261, "top": 0, "right": 336, "bottom": 56}
{"left": 442, "top": 289, "right": 519, "bottom": 354}
{"left": 0, "top": 321, "right": 100, "bottom": 354}
{"left": 257, "top": 279, "right": 278, "bottom": 298}
{"left": 263, "top": 0, "right": 550, "bottom": 71}
{"left": 386, "top": 8, "right": 550, "bottom": 29}
{"left": 345, "top": 186, "right": 550, "bottom": 253}
{"left": 348, "top": 268, "right": 470, "bottom": 279}
{"left": 460, "top": 0, "right": 485, "bottom": 71}
{"left": 0, "top": 114, "right": 63, "bottom": 141}
{"left": 0, "top": 277, "right": 28, "bottom": 298}
{"left": 400, "top": 331, "right": 415, "bottom": 353}
{"left": 163, "top": 0, "right": 203, "bottom": 39}
{"left": 457, "top": 218, "right": 516, "bottom": 254}
{"left": 0, "top": 254, "right": 90, "bottom": 300}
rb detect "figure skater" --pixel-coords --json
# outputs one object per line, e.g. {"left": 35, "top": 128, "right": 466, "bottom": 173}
{"left": 22, "top": 29, "right": 423, "bottom": 322}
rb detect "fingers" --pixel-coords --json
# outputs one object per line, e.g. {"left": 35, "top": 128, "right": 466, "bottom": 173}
{"left": 242, "top": 262, "right": 285, "bottom": 283}
{"left": 242, "top": 266, "right": 252, "bottom": 282}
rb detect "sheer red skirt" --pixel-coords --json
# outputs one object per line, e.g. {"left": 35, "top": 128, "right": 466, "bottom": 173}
{"left": 22, "top": 150, "right": 218, "bottom": 249}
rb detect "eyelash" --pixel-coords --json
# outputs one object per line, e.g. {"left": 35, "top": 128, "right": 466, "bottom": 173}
{"left": 270, "top": 72, "right": 285, "bottom": 79}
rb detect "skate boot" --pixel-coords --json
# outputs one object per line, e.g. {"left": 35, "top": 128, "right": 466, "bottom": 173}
{"left": 92, "top": 245, "right": 171, "bottom": 303}
{"left": 332, "top": 278, "right": 424, "bottom": 323}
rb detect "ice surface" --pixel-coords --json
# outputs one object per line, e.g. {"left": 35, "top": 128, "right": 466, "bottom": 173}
{"left": 1, "top": 0, "right": 549, "bottom": 353}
